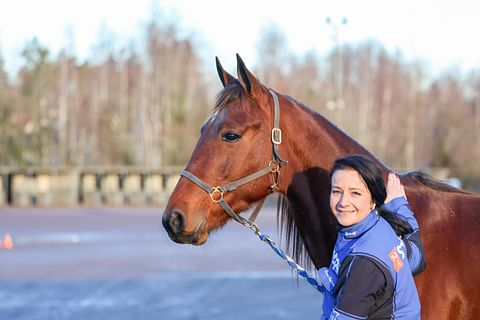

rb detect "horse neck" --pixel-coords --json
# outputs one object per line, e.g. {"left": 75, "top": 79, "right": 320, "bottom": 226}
{"left": 285, "top": 102, "right": 381, "bottom": 171}
{"left": 280, "top": 99, "right": 382, "bottom": 186}
{"left": 277, "top": 99, "right": 388, "bottom": 267}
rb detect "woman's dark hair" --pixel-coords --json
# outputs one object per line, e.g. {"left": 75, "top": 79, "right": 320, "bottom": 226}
{"left": 330, "top": 154, "right": 413, "bottom": 237}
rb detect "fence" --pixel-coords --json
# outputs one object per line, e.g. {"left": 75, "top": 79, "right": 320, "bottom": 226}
{"left": 0, "top": 166, "right": 183, "bottom": 207}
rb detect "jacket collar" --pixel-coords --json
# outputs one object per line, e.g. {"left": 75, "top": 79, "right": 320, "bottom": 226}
{"left": 338, "top": 210, "right": 379, "bottom": 239}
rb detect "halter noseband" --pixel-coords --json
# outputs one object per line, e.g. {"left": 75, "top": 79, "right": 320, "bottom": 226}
{"left": 180, "top": 89, "right": 288, "bottom": 229}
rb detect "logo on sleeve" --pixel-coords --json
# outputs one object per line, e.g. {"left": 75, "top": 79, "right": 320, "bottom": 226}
{"left": 389, "top": 246, "right": 405, "bottom": 272}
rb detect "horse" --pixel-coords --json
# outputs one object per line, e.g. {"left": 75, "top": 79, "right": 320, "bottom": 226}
{"left": 162, "top": 54, "right": 480, "bottom": 319}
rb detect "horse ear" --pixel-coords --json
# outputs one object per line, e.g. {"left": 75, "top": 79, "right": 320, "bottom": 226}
{"left": 216, "top": 56, "right": 236, "bottom": 87}
{"left": 236, "top": 53, "right": 261, "bottom": 96}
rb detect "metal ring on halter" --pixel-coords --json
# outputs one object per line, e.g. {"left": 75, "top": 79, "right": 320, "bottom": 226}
{"left": 268, "top": 161, "right": 280, "bottom": 173}
{"left": 209, "top": 187, "right": 224, "bottom": 202}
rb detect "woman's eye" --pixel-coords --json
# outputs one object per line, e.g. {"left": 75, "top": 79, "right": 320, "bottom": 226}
{"left": 352, "top": 192, "right": 362, "bottom": 196}
{"left": 222, "top": 132, "right": 240, "bottom": 142}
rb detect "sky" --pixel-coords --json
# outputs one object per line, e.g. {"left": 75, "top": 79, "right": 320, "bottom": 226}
{"left": 0, "top": 0, "right": 479, "bottom": 78}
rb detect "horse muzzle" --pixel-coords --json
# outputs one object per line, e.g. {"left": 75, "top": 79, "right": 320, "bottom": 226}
{"left": 162, "top": 208, "right": 208, "bottom": 245}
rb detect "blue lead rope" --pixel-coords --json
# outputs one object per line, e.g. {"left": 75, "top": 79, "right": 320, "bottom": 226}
{"left": 249, "top": 225, "right": 325, "bottom": 293}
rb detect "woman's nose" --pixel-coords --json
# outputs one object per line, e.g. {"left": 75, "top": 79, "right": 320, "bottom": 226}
{"left": 337, "top": 194, "right": 349, "bottom": 207}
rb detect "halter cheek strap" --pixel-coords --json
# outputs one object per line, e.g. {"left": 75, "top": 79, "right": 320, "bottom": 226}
{"left": 270, "top": 89, "right": 288, "bottom": 165}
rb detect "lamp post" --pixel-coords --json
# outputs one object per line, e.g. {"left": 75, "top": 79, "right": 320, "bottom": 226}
{"left": 326, "top": 17, "right": 348, "bottom": 126}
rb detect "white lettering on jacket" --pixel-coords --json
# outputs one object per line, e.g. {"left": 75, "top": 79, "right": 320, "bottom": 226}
{"left": 331, "top": 251, "right": 340, "bottom": 274}
{"left": 397, "top": 240, "right": 406, "bottom": 260}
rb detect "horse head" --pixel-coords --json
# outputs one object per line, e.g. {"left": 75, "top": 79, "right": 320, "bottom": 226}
{"left": 162, "top": 54, "right": 285, "bottom": 245}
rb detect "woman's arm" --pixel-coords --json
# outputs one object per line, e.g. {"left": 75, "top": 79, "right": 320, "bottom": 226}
{"left": 384, "top": 173, "right": 426, "bottom": 275}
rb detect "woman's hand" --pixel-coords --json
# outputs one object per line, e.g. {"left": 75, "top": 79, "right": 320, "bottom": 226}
{"left": 385, "top": 172, "right": 406, "bottom": 203}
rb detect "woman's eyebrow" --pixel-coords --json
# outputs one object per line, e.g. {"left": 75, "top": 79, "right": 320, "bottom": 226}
{"left": 348, "top": 187, "right": 364, "bottom": 191}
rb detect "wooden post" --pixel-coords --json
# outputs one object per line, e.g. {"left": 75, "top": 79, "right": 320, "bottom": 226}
{"left": 81, "top": 173, "right": 102, "bottom": 206}
{"left": 123, "top": 173, "right": 144, "bottom": 206}
{"left": 36, "top": 173, "right": 52, "bottom": 206}
{"left": 101, "top": 173, "right": 124, "bottom": 206}
{"left": 12, "top": 173, "right": 32, "bottom": 207}
{"left": 144, "top": 173, "right": 163, "bottom": 205}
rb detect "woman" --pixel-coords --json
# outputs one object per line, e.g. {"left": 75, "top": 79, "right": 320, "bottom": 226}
{"left": 318, "top": 154, "right": 426, "bottom": 319}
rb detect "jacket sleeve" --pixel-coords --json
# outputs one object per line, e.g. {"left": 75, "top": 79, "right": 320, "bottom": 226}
{"left": 403, "top": 230, "right": 427, "bottom": 275}
{"left": 383, "top": 196, "right": 426, "bottom": 275}
{"left": 383, "top": 196, "right": 419, "bottom": 230}
{"left": 330, "top": 255, "right": 394, "bottom": 319}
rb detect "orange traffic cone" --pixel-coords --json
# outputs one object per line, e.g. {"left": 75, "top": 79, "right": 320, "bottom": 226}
{"left": 0, "top": 233, "right": 14, "bottom": 250}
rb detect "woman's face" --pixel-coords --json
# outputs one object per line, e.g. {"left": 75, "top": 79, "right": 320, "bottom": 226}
{"left": 330, "top": 168, "right": 375, "bottom": 227}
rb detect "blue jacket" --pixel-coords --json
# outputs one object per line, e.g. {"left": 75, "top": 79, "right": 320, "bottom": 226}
{"left": 318, "top": 196, "right": 423, "bottom": 319}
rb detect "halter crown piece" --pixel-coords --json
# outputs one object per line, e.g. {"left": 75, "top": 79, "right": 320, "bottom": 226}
{"left": 180, "top": 89, "right": 324, "bottom": 293}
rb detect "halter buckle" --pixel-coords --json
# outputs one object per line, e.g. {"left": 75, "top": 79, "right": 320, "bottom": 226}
{"left": 209, "top": 187, "right": 224, "bottom": 202}
{"left": 271, "top": 128, "right": 282, "bottom": 145}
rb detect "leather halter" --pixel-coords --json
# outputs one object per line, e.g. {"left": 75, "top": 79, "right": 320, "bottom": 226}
{"left": 180, "top": 89, "right": 288, "bottom": 228}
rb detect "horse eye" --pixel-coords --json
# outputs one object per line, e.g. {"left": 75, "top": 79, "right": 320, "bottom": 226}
{"left": 221, "top": 132, "right": 240, "bottom": 142}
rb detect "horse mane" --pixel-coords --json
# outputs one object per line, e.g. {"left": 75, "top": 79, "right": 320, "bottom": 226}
{"left": 404, "top": 171, "right": 471, "bottom": 194}
{"left": 276, "top": 194, "right": 316, "bottom": 271}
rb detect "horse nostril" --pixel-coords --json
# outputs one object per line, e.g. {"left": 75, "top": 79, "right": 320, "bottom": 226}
{"left": 163, "top": 209, "right": 185, "bottom": 235}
